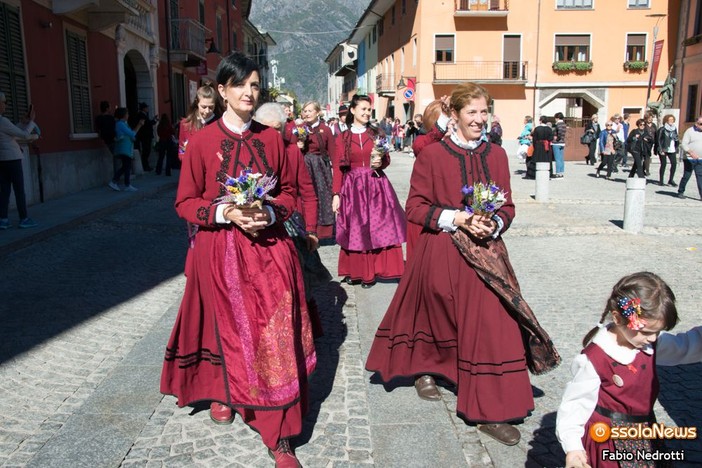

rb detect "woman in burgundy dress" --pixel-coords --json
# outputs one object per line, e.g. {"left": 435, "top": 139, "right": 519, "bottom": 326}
{"left": 160, "top": 52, "right": 316, "bottom": 467}
{"left": 332, "top": 94, "right": 406, "bottom": 288}
{"left": 300, "top": 101, "right": 336, "bottom": 240}
{"left": 366, "top": 83, "right": 537, "bottom": 446}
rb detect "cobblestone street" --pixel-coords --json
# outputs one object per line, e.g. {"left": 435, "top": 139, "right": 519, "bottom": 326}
{"left": 0, "top": 153, "right": 700, "bottom": 467}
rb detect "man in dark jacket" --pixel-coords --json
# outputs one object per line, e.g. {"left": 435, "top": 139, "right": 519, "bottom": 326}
{"left": 135, "top": 102, "right": 157, "bottom": 172}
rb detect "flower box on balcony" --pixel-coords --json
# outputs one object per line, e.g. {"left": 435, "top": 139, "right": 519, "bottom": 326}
{"left": 623, "top": 60, "right": 649, "bottom": 71}
{"left": 552, "top": 61, "right": 592, "bottom": 72}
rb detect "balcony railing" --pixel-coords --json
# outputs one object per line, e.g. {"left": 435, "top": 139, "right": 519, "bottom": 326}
{"left": 433, "top": 61, "right": 527, "bottom": 83}
{"left": 376, "top": 73, "right": 396, "bottom": 94}
{"left": 170, "top": 19, "right": 207, "bottom": 62}
{"left": 455, "top": 0, "right": 509, "bottom": 16}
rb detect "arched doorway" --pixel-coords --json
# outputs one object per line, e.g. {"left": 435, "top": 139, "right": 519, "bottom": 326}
{"left": 123, "top": 50, "right": 152, "bottom": 124}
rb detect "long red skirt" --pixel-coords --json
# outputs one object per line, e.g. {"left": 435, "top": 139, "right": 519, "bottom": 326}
{"left": 338, "top": 245, "right": 405, "bottom": 284}
{"left": 366, "top": 230, "right": 534, "bottom": 423}
{"left": 161, "top": 225, "right": 316, "bottom": 447}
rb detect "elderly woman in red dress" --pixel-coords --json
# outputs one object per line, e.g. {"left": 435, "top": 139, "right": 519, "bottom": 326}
{"left": 332, "top": 94, "right": 406, "bottom": 288}
{"left": 299, "top": 100, "right": 336, "bottom": 241}
{"left": 160, "top": 52, "right": 316, "bottom": 468}
{"left": 366, "top": 83, "right": 559, "bottom": 447}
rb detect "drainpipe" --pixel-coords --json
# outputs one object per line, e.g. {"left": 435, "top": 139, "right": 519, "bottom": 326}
{"left": 164, "top": 0, "right": 174, "bottom": 121}
{"left": 226, "top": 0, "right": 231, "bottom": 54}
{"left": 532, "top": 0, "right": 541, "bottom": 118}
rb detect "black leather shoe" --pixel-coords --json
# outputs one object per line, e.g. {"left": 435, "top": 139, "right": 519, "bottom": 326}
{"left": 361, "top": 281, "right": 375, "bottom": 289}
{"left": 478, "top": 423, "right": 521, "bottom": 446}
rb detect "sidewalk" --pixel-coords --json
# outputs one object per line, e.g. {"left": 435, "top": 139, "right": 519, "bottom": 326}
{"left": 0, "top": 173, "right": 178, "bottom": 257}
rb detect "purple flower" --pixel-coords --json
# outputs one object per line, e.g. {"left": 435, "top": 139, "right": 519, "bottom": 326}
{"left": 461, "top": 185, "right": 474, "bottom": 196}
{"left": 464, "top": 206, "right": 474, "bottom": 214}
{"left": 225, "top": 177, "right": 237, "bottom": 186}
{"left": 254, "top": 186, "right": 265, "bottom": 198}
{"left": 482, "top": 202, "right": 496, "bottom": 212}
{"left": 489, "top": 184, "right": 499, "bottom": 194}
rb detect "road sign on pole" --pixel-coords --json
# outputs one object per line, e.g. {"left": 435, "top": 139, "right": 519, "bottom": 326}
{"left": 403, "top": 88, "right": 414, "bottom": 101}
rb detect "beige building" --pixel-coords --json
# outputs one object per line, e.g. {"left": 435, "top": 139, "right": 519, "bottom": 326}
{"left": 338, "top": 0, "right": 678, "bottom": 157}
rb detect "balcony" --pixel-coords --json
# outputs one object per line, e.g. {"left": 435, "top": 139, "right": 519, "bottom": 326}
{"left": 53, "top": 0, "right": 140, "bottom": 31}
{"left": 376, "top": 73, "right": 396, "bottom": 95}
{"left": 455, "top": 0, "right": 509, "bottom": 17}
{"left": 170, "top": 19, "right": 208, "bottom": 65}
{"left": 433, "top": 61, "right": 527, "bottom": 83}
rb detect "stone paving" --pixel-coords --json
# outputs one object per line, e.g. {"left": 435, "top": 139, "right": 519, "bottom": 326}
{"left": 0, "top": 151, "right": 700, "bottom": 467}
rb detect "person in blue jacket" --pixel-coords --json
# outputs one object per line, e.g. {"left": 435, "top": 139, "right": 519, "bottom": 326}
{"left": 109, "top": 107, "right": 144, "bottom": 192}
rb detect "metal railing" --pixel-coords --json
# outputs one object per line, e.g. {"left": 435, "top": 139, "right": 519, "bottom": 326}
{"left": 375, "top": 73, "right": 396, "bottom": 93}
{"left": 456, "top": 0, "right": 509, "bottom": 12}
{"left": 433, "top": 61, "right": 527, "bottom": 82}
{"left": 170, "top": 19, "right": 206, "bottom": 58}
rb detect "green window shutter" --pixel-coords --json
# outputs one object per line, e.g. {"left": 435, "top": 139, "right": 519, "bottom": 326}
{"left": 0, "top": 3, "right": 28, "bottom": 123}
{"left": 66, "top": 30, "right": 93, "bottom": 133}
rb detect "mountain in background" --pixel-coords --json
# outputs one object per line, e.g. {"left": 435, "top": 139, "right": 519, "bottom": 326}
{"left": 250, "top": 0, "right": 370, "bottom": 104}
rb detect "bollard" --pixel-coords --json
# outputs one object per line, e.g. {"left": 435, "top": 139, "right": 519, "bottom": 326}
{"left": 623, "top": 177, "right": 646, "bottom": 233}
{"left": 535, "top": 162, "right": 550, "bottom": 202}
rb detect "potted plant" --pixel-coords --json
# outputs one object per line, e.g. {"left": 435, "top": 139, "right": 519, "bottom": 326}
{"left": 623, "top": 60, "right": 649, "bottom": 71}
{"left": 552, "top": 61, "right": 575, "bottom": 71}
{"left": 574, "top": 61, "right": 593, "bottom": 71}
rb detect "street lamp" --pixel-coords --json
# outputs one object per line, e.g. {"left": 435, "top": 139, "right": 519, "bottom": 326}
{"left": 644, "top": 13, "right": 666, "bottom": 112}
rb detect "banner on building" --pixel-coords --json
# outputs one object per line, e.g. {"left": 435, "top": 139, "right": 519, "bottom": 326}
{"left": 650, "top": 40, "right": 664, "bottom": 90}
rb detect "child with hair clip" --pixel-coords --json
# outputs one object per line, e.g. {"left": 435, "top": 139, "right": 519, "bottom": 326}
{"left": 557, "top": 271, "right": 702, "bottom": 468}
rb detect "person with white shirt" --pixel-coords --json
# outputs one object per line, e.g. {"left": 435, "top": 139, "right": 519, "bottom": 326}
{"left": 0, "top": 91, "right": 39, "bottom": 230}
{"left": 676, "top": 115, "right": 702, "bottom": 199}
{"left": 556, "top": 271, "right": 702, "bottom": 468}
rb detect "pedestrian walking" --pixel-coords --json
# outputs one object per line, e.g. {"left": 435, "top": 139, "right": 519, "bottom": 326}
{"left": 135, "top": 103, "right": 157, "bottom": 172}
{"left": 556, "top": 271, "right": 702, "bottom": 468}
{"left": 621, "top": 112, "right": 631, "bottom": 168}
{"left": 108, "top": 107, "right": 143, "bottom": 192}
{"left": 95, "top": 100, "right": 116, "bottom": 154}
{"left": 489, "top": 115, "right": 503, "bottom": 146}
{"left": 552, "top": 112, "right": 566, "bottom": 178}
{"left": 332, "top": 94, "right": 406, "bottom": 288}
{"left": 583, "top": 114, "right": 601, "bottom": 166}
{"left": 595, "top": 121, "right": 619, "bottom": 180}
{"left": 366, "top": 83, "right": 559, "bottom": 447}
{"left": 676, "top": 115, "right": 702, "bottom": 200}
{"left": 392, "top": 118, "right": 404, "bottom": 151}
{"left": 299, "top": 100, "right": 337, "bottom": 241}
{"left": 656, "top": 114, "right": 679, "bottom": 187}
{"left": 625, "top": 118, "right": 651, "bottom": 179}
{"left": 154, "top": 114, "right": 176, "bottom": 176}
{"left": 160, "top": 52, "right": 316, "bottom": 468}
{"left": 517, "top": 115, "right": 533, "bottom": 162}
{"left": 525, "top": 115, "right": 553, "bottom": 179}
{"left": 642, "top": 111, "right": 658, "bottom": 176}
{"left": 0, "top": 91, "right": 39, "bottom": 229}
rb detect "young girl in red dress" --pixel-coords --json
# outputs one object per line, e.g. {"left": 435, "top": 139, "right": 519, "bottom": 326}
{"left": 557, "top": 271, "right": 702, "bottom": 468}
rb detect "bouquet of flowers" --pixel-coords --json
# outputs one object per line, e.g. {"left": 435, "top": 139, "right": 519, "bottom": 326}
{"left": 178, "top": 139, "right": 188, "bottom": 157}
{"left": 214, "top": 168, "right": 278, "bottom": 209}
{"left": 371, "top": 135, "right": 392, "bottom": 166}
{"left": 293, "top": 124, "right": 310, "bottom": 141}
{"left": 461, "top": 181, "right": 507, "bottom": 216}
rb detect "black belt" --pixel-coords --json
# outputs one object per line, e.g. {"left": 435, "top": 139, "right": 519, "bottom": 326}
{"left": 595, "top": 405, "right": 654, "bottom": 423}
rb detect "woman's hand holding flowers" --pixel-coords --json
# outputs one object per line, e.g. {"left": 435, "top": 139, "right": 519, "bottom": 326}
{"left": 453, "top": 211, "right": 496, "bottom": 239}
{"left": 224, "top": 205, "right": 270, "bottom": 235}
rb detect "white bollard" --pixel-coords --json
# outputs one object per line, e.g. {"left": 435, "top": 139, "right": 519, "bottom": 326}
{"left": 535, "top": 162, "right": 550, "bottom": 202}
{"left": 623, "top": 177, "right": 646, "bottom": 233}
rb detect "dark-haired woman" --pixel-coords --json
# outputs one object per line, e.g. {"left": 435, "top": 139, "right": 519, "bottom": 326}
{"left": 626, "top": 118, "right": 651, "bottom": 179}
{"left": 177, "top": 84, "right": 223, "bottom": 161}
{"left": 160, "top": 52, "right": 316, "bottom": 467}
{"left": 300, "top": 100, "right": 336, "bottom": 241}
{"left": 332, "top": 95, "right": 406, "bottom": 288}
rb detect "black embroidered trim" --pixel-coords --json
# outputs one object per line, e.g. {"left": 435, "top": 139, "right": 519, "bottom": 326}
{"left": 196, "top": 206, "right": 210, "bottom": 224}
{"left": 439, "top": 139, "right": 493, "bottom": 207}
{"left": 249, "top": 138, "right": 272, "bottom": 173}
{"left": 164, "top": 346, "right": 223, "bottom": 368}
{"left": 425, "top": 206, "right": 439, "bottom": 229}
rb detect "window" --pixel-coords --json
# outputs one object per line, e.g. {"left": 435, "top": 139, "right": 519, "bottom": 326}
{"left": 378, "top": 17, "right": 384, "bottom": 36}
{"left": 626, "top": 34, "right": 646, "bottom": 61}
{"left": 216, "top": 14, "right": 222, "bottom": 53}
{"left": 435, "top": 35, "right": 454, "bottom": 63}
{"left": 687, "top": 84, "right": 699, "bottom": 122}
{"left": 628, "top": 0, "right": 650, "bottom": 7}
{"left": 65, "top": 30, "right": 92, "bottom": 134}
{"left": 372, "top": 24, "right": 377, "bottom": 43}
{"left": 556, "top": 0, "right": 593, "bottom": 8}
{"left": 392, "top": 6, "right": 396, "bottom": 25}
{"left": 413, "top": 38, "right": 417, "bottom": 67}
{"left": 695, "top": 0, "right": 702, "bottom": 36}
{"left": 401, "top": 47, "right": 405, "bottom": 72}
{"left": 0, "top": 3, "right": 29, "bottom": 124}
{"left": 199, "top": 0, "right": 205, "bottom": 25}
{"left": 554, "top": 34, "right": 590, "bottom": 61}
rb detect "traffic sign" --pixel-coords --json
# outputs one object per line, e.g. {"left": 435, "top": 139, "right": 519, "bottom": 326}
{"left": 403, "top": 88, "right": 414, "bottom": 101}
